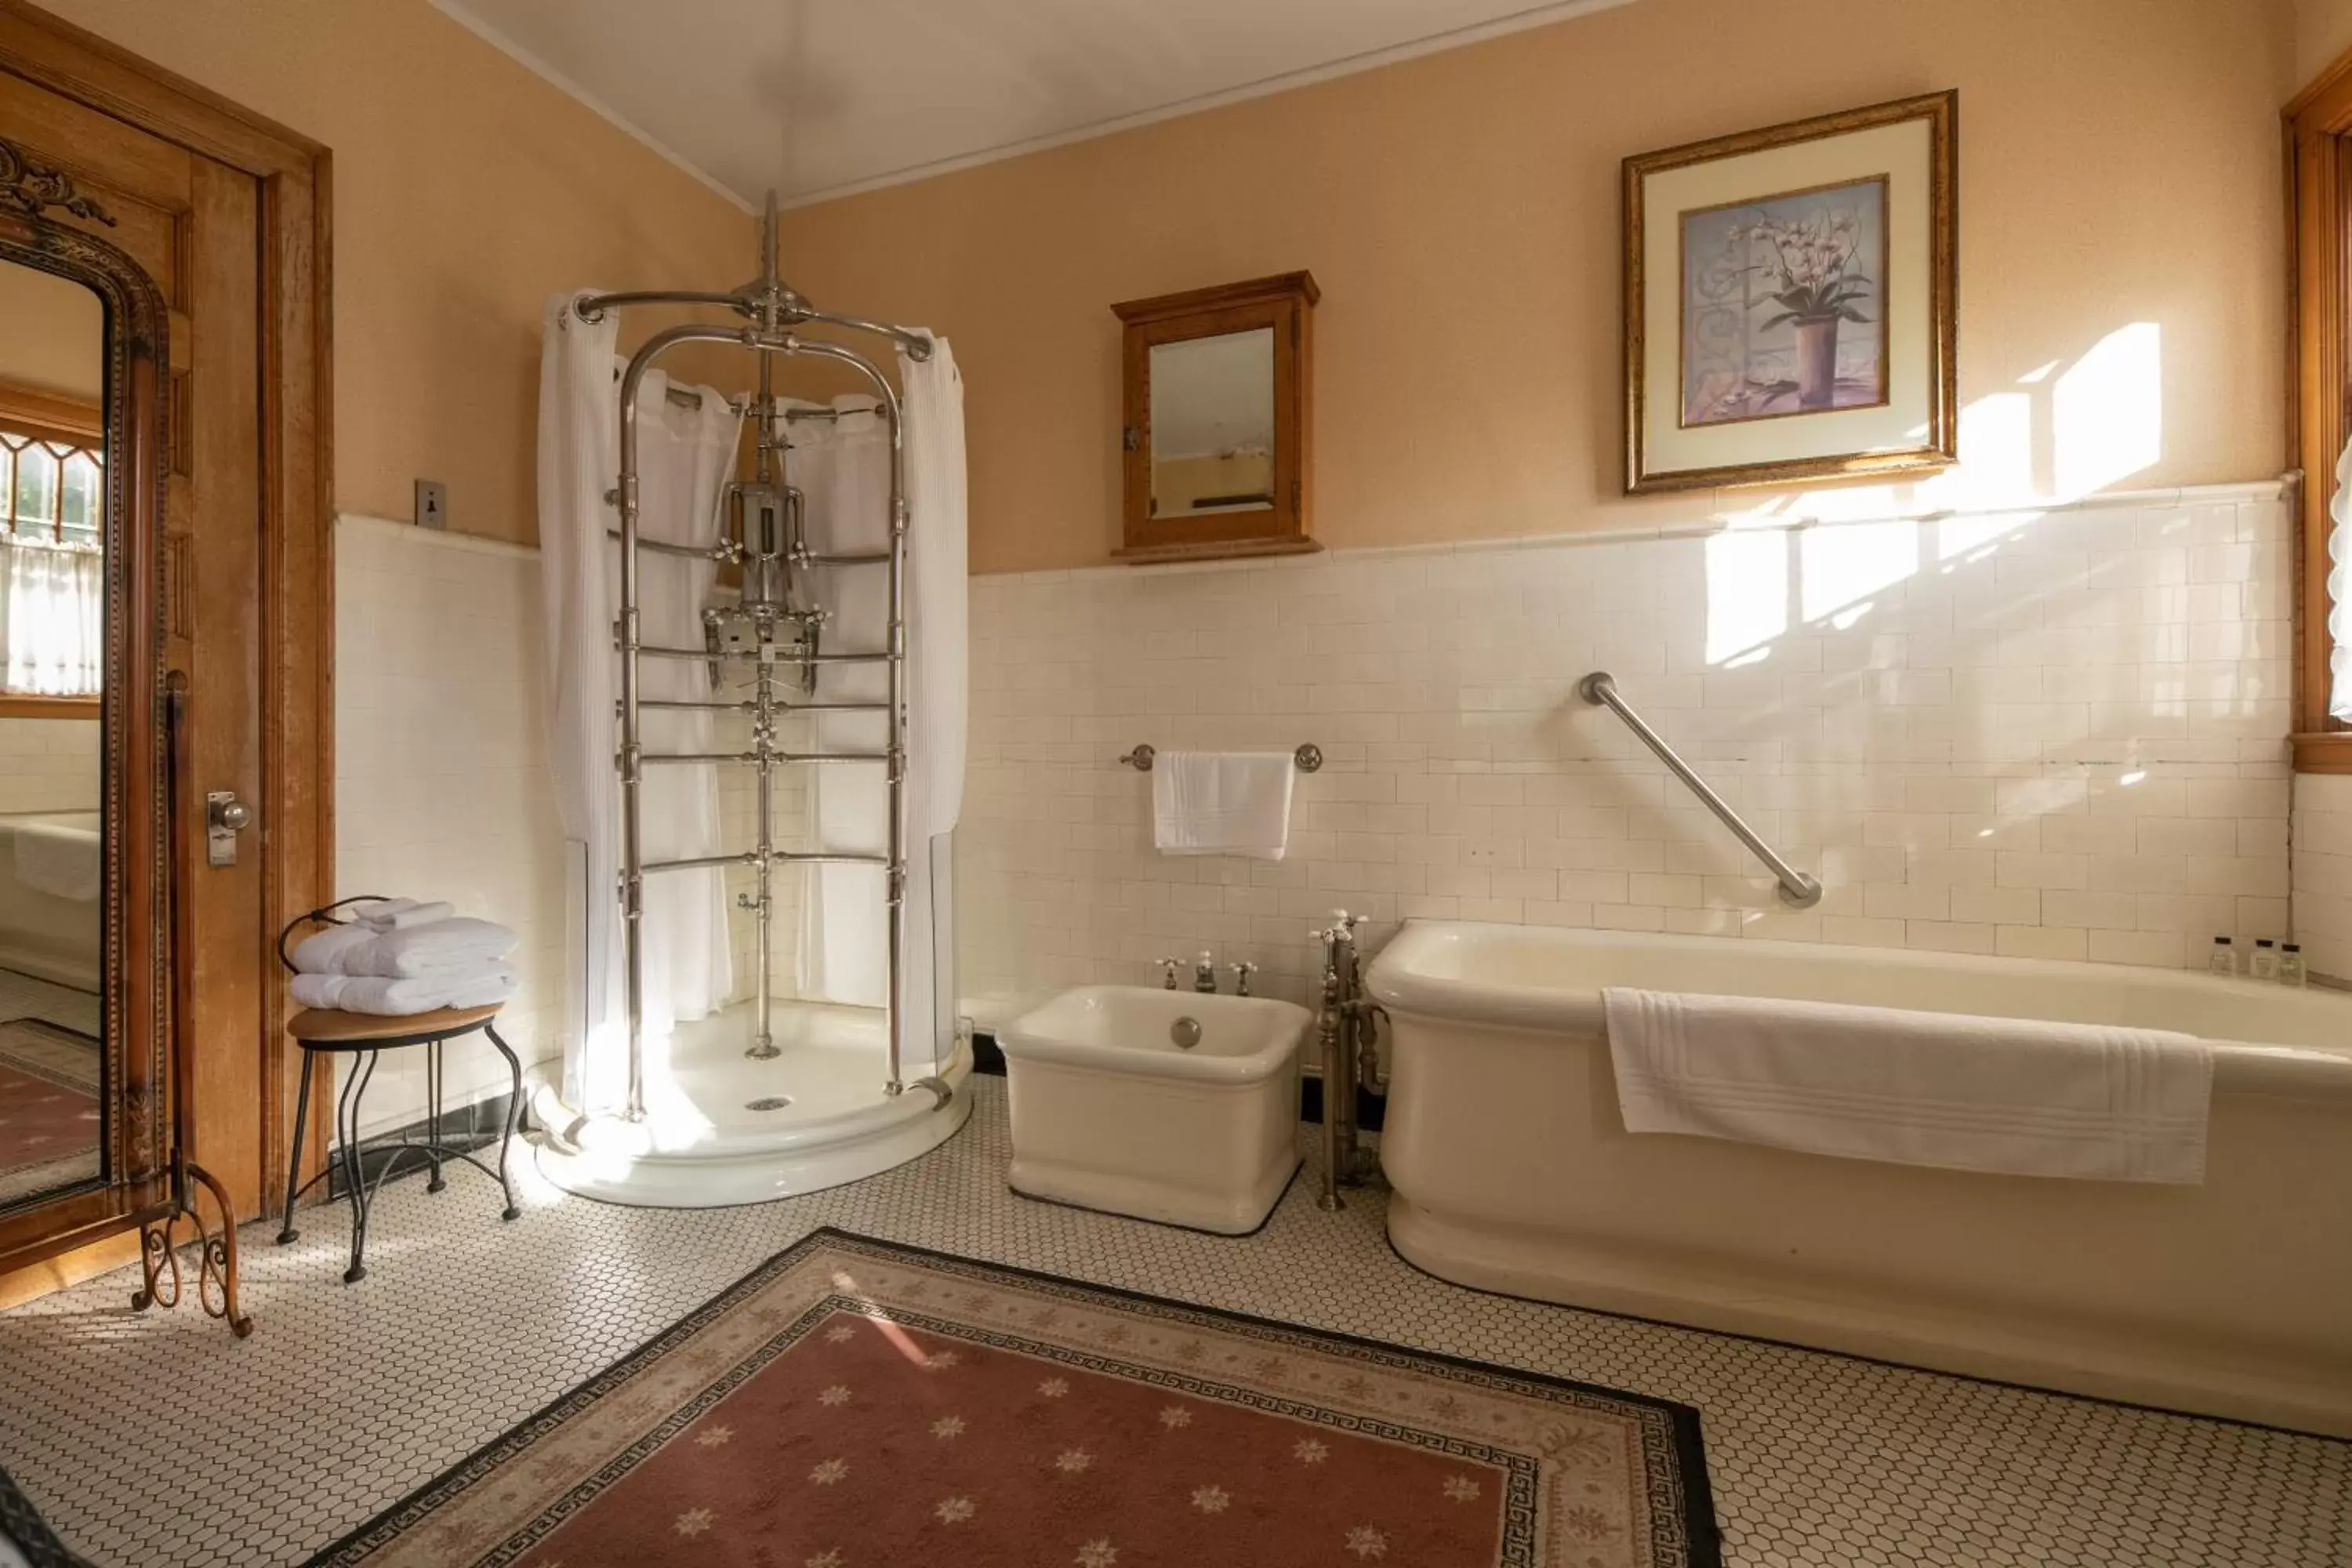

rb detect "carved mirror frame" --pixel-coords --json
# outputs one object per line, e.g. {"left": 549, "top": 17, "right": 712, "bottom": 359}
{"left": 0, "top": 161, "right": 173, "bottom": 1247}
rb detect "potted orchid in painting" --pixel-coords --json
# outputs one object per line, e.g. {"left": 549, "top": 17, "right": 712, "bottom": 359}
{"left": 1745, "top": 205, "right": 1873, "bottom": 410}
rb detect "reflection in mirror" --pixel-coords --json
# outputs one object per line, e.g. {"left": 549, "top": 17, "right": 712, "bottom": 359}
{"left": 0, "top": 257, "right": 106, "bottom": 1208}
{"left": 1149, "top": 327, "right": 1275, "bottom": 520}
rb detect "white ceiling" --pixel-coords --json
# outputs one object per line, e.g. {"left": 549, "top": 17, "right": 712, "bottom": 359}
{"left": 433, "top": 0, "right": 1633, "bottom": 211}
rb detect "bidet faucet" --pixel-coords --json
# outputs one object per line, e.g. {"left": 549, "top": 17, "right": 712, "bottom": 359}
{"left": 1227, "top": 960, "right": 1258, "bottom": 996}
{"left": 1193, "top": 951, "right": 1218, "bottom": 993}
{"left": 1156, "top": 956, "right": 1182, "bottom": 990}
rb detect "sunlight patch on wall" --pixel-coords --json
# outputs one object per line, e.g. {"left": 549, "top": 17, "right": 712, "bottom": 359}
{"left": 1801, "top": 518, "right": 1918, "bottom": 626}
{"left": 2054, "top": 322, "right": 2161, "bottom": 500}
{"left": 1704, "top": 527, "right": 1788, "bottom": 666}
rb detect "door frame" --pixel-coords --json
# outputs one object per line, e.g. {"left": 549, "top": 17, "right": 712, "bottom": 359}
{"left": 0, "top": 1, "right": 332, "bottom": 1232}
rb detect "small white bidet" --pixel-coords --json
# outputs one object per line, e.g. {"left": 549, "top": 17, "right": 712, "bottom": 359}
{"left": 999, "top": 985, "right": 1308, "bottom": 1234}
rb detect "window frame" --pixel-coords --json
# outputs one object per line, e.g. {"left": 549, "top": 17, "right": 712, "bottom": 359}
{"left": 2288, "top": 54, "right": 2352, "bottom": 774}
{"left": 0, "top": 376, "right": 103, "bottom": 718}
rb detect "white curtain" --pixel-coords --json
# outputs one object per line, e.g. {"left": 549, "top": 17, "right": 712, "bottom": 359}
{"left": 2331, "top": 434, "right": 2352, "bottom": 721}
{"left": 792, "top": 400, "right": 895, "bottom": 1008}
{"left": 793, "top": 340, "right": 967, "bottom": 1071}
{"left": 0, "top": 537, "right": 102, "bottom": 696}
{"left": 537, "top": 292, "right": 737, "bottom": 1116}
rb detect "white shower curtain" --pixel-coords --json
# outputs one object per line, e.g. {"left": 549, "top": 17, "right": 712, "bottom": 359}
{"left": 793, "top": 336, "right": 967, "bottom": 1070}
{"left": 538, "top": 292, "right": 738, "bottom": 1116}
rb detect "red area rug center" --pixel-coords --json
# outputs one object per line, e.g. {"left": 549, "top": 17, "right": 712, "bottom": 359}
{"left": 314, "top": 1232, "right": 1715, "bottom": 1567}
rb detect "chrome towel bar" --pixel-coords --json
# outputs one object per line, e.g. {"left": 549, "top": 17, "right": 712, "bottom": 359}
{"left": 1119, "top": 742, "right": 1322, "bottom": 774}
{"left": 1577, "top": 671, "right": 1822, "bottom": 909}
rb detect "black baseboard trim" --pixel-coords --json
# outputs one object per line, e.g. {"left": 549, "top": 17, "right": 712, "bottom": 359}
{"left": 972, "top": 1033, "right": 1381, "bottom": 1131}
{"left": 321, "top": 1091, "right": 518, "bottom": 1202}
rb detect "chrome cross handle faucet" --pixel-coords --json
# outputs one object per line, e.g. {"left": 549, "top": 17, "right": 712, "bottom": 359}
{"left": 1227, "top": 960, "right": 1258, "bottom": 996}
{"left": 1192, "top": 951, "right": 1218, "bottom": 993}
{"left": 1156, "top": 956, "right": 1182, "bottom": 990}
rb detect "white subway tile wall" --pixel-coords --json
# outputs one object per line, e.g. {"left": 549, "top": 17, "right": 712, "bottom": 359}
{"left": 959, "top": 492, "right": 2295, "bottom": 1011}
{"left": 2292, "top": 771, "right": 2352, "bottom": 983}
{"left": 334, "top": 517, "right": 566, "bottom": 1137}
{"left": 0, "top": 717, "right": 97, "bottom": 815}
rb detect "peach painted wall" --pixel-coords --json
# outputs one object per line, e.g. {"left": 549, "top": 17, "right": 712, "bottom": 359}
{"left": 38, "top": 0, "right": 753, "bottom": 545}
{"left": 0, "top": 263, "right": 104, "bottom": 403}
{"left": 777, "top": 0, "right": 2292, "bottom": 574}
{"left": 2299, "top": 0, "right": 2352, "bottom": 87}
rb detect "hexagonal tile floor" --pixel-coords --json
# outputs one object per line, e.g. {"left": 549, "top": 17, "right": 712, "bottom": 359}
{"left": 1, "top": 1076, "right": 2345, "bottom": 1566}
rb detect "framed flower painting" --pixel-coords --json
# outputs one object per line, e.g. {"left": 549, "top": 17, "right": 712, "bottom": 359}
{"left": 1624, "top": 91, "right": 1958, "bottom": 493}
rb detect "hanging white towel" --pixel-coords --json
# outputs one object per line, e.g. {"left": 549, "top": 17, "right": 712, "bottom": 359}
{"left": 291, "top": 918, "right": 518, "bottom": 980}
{"left": 292, "top": 965, "right": 517, "bottom": 1017}
{"left": 1601, "top": 988, "right": 2212, "bottom": 1185}
{"left": 1152, "top": 752, "right": 1294, "bottom": 861}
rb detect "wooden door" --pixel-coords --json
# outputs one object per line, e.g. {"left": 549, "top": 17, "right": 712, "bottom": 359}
{"left": 0, "top": 2, "right": 329, "bottom": 1285}
{"left": 0, "top": 71, "right": 268, "bottom": 1214}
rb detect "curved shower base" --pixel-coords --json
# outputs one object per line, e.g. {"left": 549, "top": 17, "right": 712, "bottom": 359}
{"left": 532, "top": 999, "right": 972, "bottom": 1208}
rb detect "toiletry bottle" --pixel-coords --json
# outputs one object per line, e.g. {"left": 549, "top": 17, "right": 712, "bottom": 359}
{"left": 2251, "top": 938, "right": 2279, "bottom": 982}
{"left": 2209, "top": 935, "right": 2238, "bottom": 976}
{"left": 2281, "top": 943, "right": 2308, "bottom": 989}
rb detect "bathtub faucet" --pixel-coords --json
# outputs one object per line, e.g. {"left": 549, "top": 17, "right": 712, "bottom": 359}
{"left": 1156, "top": 956, "right": 1183, "bottom": 990}
{"left": 1193, "top": 951, "right": 1218, "bottom": 993}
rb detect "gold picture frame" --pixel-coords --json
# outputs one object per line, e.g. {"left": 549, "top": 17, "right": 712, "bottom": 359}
{"left": 1624, "top": 91, "right": 1958, "bottom": 494}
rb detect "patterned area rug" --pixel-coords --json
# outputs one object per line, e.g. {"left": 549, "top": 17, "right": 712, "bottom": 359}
{"left": 311, "top": 1230, "right": 1717, "bottom": 1567}
{"left": 0, "top": 1461, "right": 92, "bottom": 1568}
{"left": 0, "top": 1020, "right": 100, "bottom": 1206}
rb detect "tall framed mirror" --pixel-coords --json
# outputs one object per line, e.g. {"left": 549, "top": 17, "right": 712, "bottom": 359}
{"left": 0, "top": 154, "right": 180, "bottom": 1280}
{"left": 0, "top": 256, "right": 111, "bottom": 1212}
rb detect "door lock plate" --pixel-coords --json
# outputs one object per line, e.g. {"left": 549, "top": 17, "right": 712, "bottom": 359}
{"left": 205, "top": 790, "right": 252, "bottom": 868}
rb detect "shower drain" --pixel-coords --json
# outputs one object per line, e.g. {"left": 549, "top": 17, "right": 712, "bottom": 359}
{"left": 745, "top": 1096, "right": 794, "bottom": 1112}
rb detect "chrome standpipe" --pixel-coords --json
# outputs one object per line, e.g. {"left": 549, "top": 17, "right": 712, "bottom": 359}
{"left": 1312, "top": 909, "right": 1385, "bottom": 1210}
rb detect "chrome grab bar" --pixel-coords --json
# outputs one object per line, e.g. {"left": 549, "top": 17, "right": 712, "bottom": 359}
{"left": 1577, "top": 671, "right": 1823, "bottom": 909}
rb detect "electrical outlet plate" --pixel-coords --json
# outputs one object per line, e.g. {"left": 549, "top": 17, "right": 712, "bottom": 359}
{"left": 415, "top": 478, "right": 448, "bottom": 531}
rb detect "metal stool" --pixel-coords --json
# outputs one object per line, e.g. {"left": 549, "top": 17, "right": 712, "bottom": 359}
{"left": 275, "top": 899, "right": 522, "bottom": 1283}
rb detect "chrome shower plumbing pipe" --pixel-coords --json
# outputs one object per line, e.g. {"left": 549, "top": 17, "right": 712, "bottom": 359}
{"left": 610, "top": 317, "right": 932, "bottom": 1120}
{"left": 1312, "top": 910, "right": 1383, "bottom": 1212}
{"left": 1577, "top": 671, "right": 1823, "bottom": 908}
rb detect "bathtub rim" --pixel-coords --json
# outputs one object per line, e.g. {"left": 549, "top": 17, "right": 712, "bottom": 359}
{"left": 1367, "top": 918, "right": 2352, "bottom": 1102}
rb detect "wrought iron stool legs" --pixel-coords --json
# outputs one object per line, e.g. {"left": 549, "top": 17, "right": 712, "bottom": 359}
{"left": 485, "top": 1024, "right": 523, "bottom": 1223}
{"left": 423, "top": 1041, "right": 446, "bottom": 1195}
{"left": 274, "top": 1025, "right": 523, "bottom": 1285}
{"left": 336, "top": 1048, "right": 380, "bottom": 1284}
{"left": 277, "top": 1051, "right": 316, "bottom": 1245}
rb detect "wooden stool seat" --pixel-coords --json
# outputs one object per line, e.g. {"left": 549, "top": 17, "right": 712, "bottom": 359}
{"left": 288, "top": 1004, "right": 503, "bottom": 1047}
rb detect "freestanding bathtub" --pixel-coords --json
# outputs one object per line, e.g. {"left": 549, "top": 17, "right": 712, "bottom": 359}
{"left": 1367, "top": 920, "right": 2352, "bottom": 1436}
{"left": 0, "top": 810, "right": 100, "bottom": 991}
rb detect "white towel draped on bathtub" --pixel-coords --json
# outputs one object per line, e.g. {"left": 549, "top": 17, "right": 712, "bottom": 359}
{"left": 1601, "top": 987, "right": 2213, "bottom": 1184}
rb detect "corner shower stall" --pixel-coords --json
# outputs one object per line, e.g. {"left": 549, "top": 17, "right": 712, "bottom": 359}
{"left": 529, "top": 196, "right": 971, "bottom": 1207}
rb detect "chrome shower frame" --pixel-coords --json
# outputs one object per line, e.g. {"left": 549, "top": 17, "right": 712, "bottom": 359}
{"left": 577, "top": 192, "right": 949, "bottom": 1123}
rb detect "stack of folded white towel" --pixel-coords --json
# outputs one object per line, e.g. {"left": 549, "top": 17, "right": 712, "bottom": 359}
{"left": 289, "top": 898, "right": 520, "bottom": 1016}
